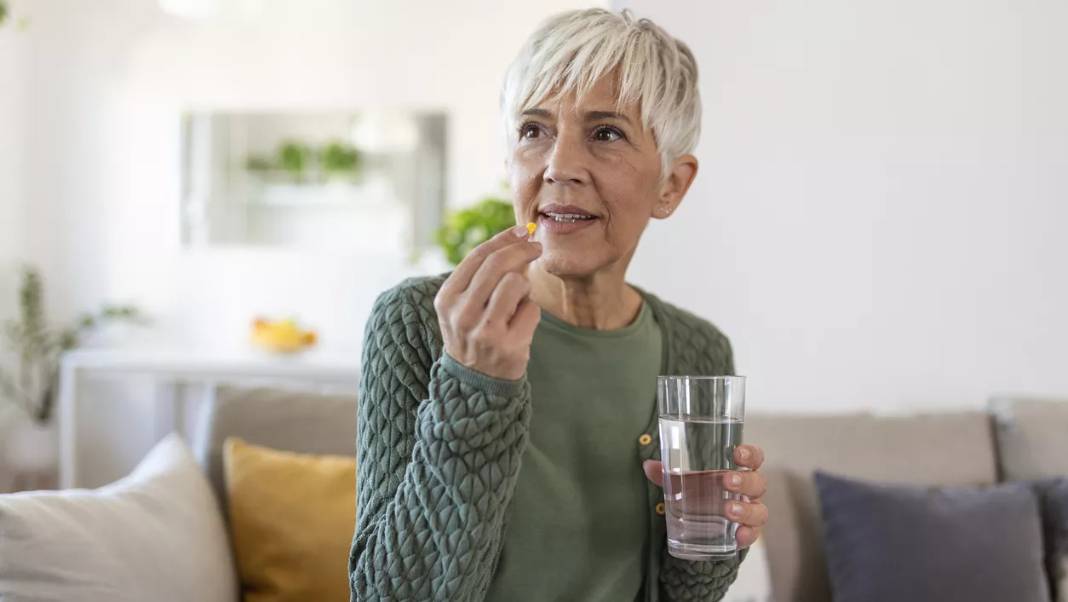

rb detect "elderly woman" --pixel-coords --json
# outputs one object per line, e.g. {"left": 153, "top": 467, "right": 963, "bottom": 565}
{"left": 349, "top": 8, "right": 769, "bottom": 602}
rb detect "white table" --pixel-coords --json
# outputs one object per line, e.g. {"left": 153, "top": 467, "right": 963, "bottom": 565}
{"left": 57, "top": 347, "right": 360, "bottom": 489}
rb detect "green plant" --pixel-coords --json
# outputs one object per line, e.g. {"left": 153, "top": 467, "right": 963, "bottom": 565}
{"left": 244, "top": 155, "right": 273, "bottom": 172}
{"left": 277, "top": 141, "right": 310, "bottom": 178}
{"left": 245, "top": 139, "right": 363, "bottom": 183}
{"left": 0, "top": 1, "right": 30, "bottom": 31}
{"left": 320, "top": 141, "right": 360, "bottom": 175}
{"left": 0, "top": 266, "right": 148, "bottom": 424}
{"left": 436, "top": 197, "right": 517, "bottom": 265}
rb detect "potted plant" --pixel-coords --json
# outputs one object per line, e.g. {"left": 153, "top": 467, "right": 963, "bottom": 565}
{"left": 277, "top": 140, "right": 311, "bottom": 182}
{"left": 436, "top": 197, "right": 517, "bottom": 266}
{"left": 319, "top": 140, "right": 361, "bottom": 182}
{"left": 0, "top": 266, "right": 147, "bottom": 490}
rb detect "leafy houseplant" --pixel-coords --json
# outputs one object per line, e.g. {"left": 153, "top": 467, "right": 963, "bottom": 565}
{"left": 0, "top": 266, "right": 147, "bottom": 424}
{"left": 245, "top": 140, "right": 362, "bottom": 183}
{"left": 278, "top": 140, "right": 311, "bottom": 180}
{"left": 320, "top": 140, "right": 361, "bottom": 178}
{"left": 436, "top": 197, "right": 517, "bottom": 266}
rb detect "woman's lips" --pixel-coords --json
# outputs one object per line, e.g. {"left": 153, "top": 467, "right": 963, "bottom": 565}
{"left": 536, "top": 213, "right": 599, "bottom": 235}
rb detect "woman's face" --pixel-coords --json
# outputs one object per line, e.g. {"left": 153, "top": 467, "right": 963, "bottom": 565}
{"left": 507, "top": 74, "right": 691, "bottom": 279}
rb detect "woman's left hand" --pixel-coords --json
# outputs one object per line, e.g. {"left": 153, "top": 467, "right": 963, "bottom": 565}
{"left": 642, "top": 444, "right": 769, "bottom": 549}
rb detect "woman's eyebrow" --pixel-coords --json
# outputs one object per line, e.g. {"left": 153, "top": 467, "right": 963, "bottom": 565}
{"left": 521, "top": 108, "right": 552, "bottom": 118}
{"left": 520, "top": 108, "right": 632, "bottom": 126}
{"left": 584, "top": 110, "right": 631, "bottom": 125}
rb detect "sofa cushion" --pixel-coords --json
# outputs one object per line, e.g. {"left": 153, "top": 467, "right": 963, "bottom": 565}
{"left": 0, "top": 434, "right": 237, "bottom": 602}
{"left": 746, "top": 411, "right": 998, "bottom": 602}
{"left": 223, "top": 437, "right": 356, "bottom": 602}
{"left": 992, "top": 397, "right": 1068, "bottom": 481}
{"left": 992, "top": 395, "right": 1068, "bottom": 600}
{"left": 1034, "top": 478, "right": 1068, "bottom": 602}
{"left": 814, "top": 470, "right": 1050, "bottom": 602}
{"left": 191, "top": 384, "right": 357, "bottom": 507}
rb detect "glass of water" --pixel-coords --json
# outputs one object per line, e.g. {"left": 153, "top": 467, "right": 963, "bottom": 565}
{"left": 658, "top": 375, "right": 746, "bottom": 561}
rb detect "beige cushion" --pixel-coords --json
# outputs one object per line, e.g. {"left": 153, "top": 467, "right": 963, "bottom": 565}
{"left": 746, "top": 411, "right": 998, "bottom": 602}
{"left": 190, "top": 385, "right": 357, "bottom": 507}
{"left": 991, "top": 396, "right": 1068, "bottom": 481}
{"left": 0, "top": 434, "right": 238, "bottom": 602}
{"left": 991, "top": 396, "right": 1068, "bottom": 602}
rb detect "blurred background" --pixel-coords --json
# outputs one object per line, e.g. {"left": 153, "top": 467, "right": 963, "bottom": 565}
{"left": 1, "top": 1, "right": 1066, "bottom": 600}
{"left": 2, "top": 0, "right": 1067, "bottom": 481}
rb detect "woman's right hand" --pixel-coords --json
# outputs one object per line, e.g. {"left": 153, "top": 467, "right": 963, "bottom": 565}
{"left": 434, "top": 224, "right": 543, "bottom": 381}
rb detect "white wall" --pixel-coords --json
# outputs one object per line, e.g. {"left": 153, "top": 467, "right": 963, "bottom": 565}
{"left": 0, "top": 20, "right": 27, "bottom": 320}
{"left": 20, "top": 0, "right": 601, "bottom": 356}
{"left": 0, "top": 13, "right": 29, "bottom": 439}
{"left": 617, "top": 0, "right": 1068, "bottom": 411}
{"left": 13, "top": 0, "right": 603, "bottom": 485}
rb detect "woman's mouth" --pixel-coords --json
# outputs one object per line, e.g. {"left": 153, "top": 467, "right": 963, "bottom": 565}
{"left": 536, "top": 211, "right": 599, "bottom": 234}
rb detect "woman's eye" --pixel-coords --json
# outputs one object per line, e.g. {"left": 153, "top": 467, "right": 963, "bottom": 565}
{"left": 593, "top": 126, "right": 623, "bottom": 142}
{"left": 519, "top": 123, "right": 542, "bottom": 140}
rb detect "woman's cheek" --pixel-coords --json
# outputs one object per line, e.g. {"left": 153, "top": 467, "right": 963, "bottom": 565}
{"left": 513, "top": 160, "right": 545, "bottom": 191}
{"left": 515, "top": 141, "right": 551, "bottom": 164}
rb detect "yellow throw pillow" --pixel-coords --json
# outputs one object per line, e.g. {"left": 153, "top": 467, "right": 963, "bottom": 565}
{"left": 223, "top": 437, "right": 356, "bottom": 602}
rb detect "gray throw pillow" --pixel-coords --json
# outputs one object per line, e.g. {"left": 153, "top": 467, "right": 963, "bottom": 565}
{"left": 1033, "top": 478, "right": 1068, "bottom": 602}
{"left": 814, "top": 470, "right": 1050, "bottom": 602}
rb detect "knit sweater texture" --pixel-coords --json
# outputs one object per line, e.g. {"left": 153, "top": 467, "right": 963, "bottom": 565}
{"left": 349, "top": 273, "right": 747, "bottom": 601}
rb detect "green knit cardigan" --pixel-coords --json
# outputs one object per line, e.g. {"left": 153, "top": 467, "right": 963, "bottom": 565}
{"left": 349, "top": 273, "right": 747, "bottom": 601}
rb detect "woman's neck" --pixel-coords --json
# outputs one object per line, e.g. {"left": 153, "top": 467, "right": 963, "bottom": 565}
{"left": 527, "top": 265, "right": 644, "bottom": 331}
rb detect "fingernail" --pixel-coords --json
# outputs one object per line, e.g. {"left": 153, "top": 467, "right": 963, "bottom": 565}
{"left": 513, "top": 225, "right": 528, "bottom": 237}
{"left": 729, "top": 503, "right": 743, "bottom": 517}
{"left": 730, "top": 474, "right": 742, "bottom": 487}
{"left": 738, "top": 447, "right": 750, "bottom": 460}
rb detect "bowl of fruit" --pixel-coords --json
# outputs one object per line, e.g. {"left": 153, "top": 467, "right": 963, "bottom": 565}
{"left": 250, "top": 317, "right": 317, "bottom": 354}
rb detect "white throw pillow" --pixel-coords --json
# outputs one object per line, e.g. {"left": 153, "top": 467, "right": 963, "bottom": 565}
{"left": 0, "top": 433, "right": 238, "bottom": 602}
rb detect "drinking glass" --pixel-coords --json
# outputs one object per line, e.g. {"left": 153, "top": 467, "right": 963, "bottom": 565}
{"left": 657, "top": 375, "right": 746, "bottom": 560}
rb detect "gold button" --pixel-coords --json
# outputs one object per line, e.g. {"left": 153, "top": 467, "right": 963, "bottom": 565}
{"left": 655, "top": 502, "right": 666, "bottom": 515}
{"left": 638, "top": 433, "right": 653, "bottom": 446}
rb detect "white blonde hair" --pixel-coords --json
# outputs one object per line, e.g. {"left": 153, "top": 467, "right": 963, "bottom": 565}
{"left": 500, "top": 8, "right": 701, "bottom": 179}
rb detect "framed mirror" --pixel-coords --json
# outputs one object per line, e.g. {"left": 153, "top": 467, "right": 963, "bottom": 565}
{"left": 180, "top": 110, "right": 446, "bottom": 258}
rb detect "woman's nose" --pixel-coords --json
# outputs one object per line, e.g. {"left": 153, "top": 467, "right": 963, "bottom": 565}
{"left": 543, "top": 137, "right": 589, "bottom": 185}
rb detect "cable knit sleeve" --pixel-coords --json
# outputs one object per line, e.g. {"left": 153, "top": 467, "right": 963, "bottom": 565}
{"left": 659, "top": 548, "right": 748, "bottom": 601}
{"left": 348, "top": 279, "right": 532, "bottom": 602}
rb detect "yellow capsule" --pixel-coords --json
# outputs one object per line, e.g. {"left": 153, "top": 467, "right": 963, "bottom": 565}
{"left": 526, "top": 222, "right": 537, "bottom": 236}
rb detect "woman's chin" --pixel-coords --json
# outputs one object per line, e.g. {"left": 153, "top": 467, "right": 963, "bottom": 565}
{"left": 535, "top": 251, "right": 604, "bottom": 279}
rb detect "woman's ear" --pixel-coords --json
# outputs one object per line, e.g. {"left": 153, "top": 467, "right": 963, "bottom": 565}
{"left": 653, "top": 154, "right": 698, "bottom": 219}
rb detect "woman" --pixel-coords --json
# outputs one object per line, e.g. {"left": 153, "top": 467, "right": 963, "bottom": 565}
{"left": 350, "top": 8, "right": 769, "bottom": 602}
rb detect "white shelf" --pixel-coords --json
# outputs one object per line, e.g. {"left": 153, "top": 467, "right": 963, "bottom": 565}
{"left": 250, "top": 179, "right": 385, "bottom": 207}
{"left": 57, "top": 346, "right": 361, "bottom": 488}
{"left": 59, "top": 347, "right": 360, "bottom": 382}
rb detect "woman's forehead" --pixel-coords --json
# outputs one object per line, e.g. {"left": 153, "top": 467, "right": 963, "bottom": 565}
{"left": 523, "top": 75, "right": 641, "bottom": 120}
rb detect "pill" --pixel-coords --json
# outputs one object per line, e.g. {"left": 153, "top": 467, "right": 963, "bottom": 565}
{"left": 526, "top": 222, "right": 537, "bottom": 236}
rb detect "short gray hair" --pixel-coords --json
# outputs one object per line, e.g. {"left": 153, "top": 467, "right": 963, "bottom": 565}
{"left": 500, "top": 8, "right": 701, "bottom": 178}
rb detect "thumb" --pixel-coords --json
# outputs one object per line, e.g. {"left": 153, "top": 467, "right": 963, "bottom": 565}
{"left": 642, "top": 460, "right": 664, "bottom": 488}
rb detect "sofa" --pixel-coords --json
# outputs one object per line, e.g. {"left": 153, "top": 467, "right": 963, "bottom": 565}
{"left": 193, "top": 388, "right": 1068, "bottom": 602}
{"left": 750, "top": 398, "right": 1068, "bottom": 602}
{"left": 1, "top": 385, "right": 1065, "bottom": 602}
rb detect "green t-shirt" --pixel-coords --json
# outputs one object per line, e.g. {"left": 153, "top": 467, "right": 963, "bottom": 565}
{"left": 485, "top": 300, "right": 663, "bottom": 602}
